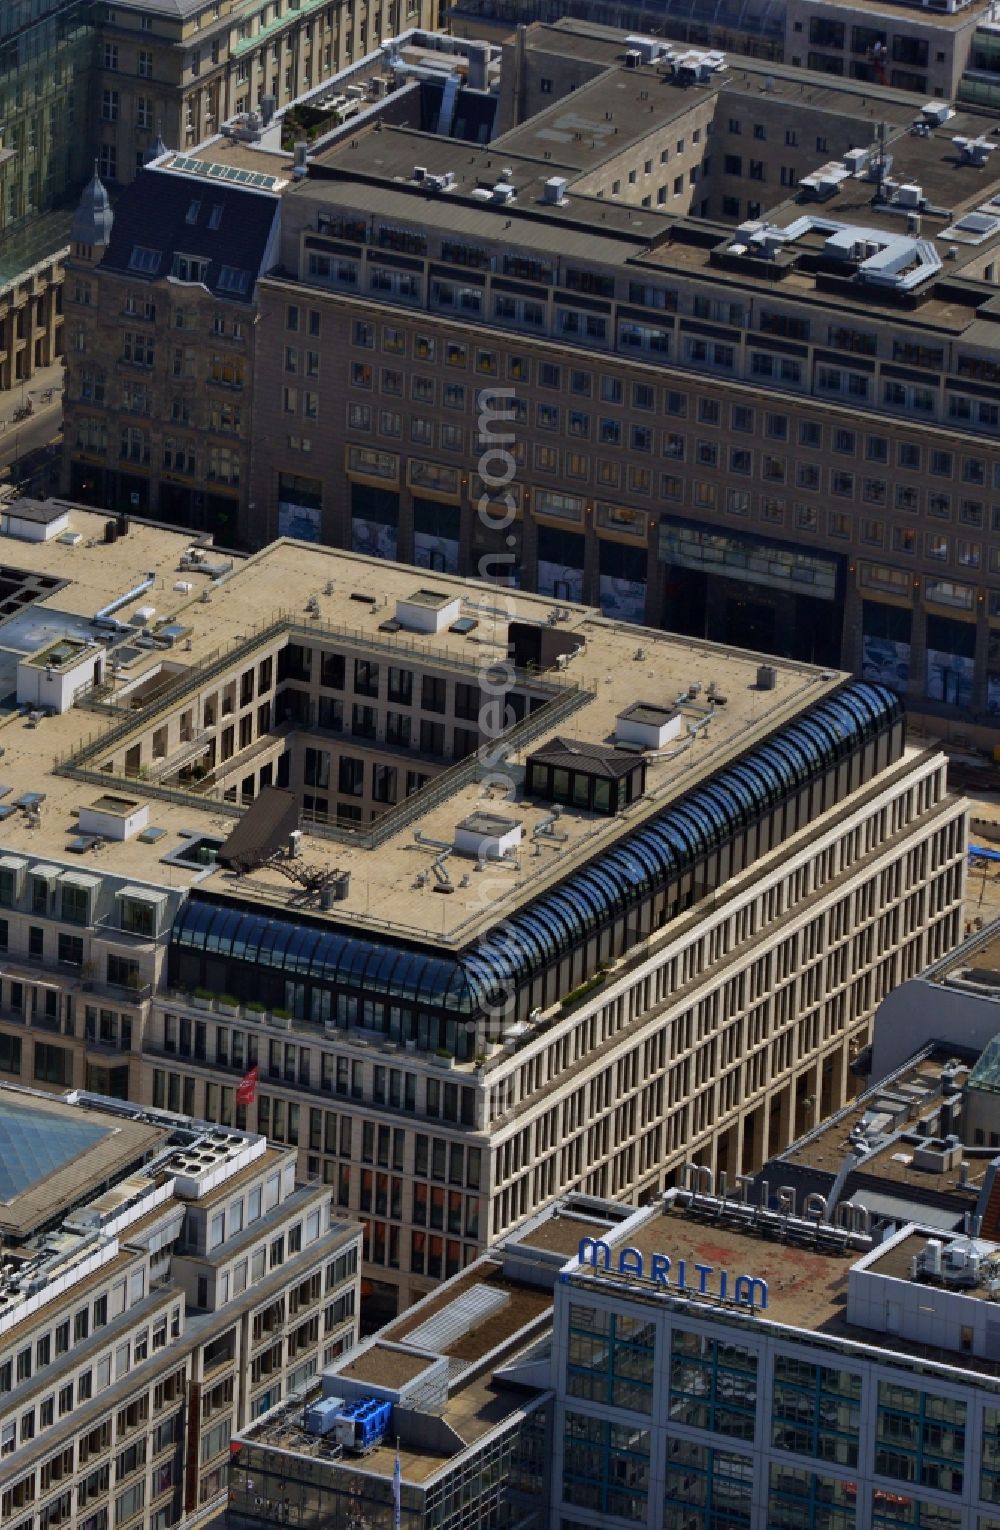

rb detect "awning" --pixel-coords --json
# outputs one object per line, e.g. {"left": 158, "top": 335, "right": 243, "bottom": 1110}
{"left": 59, "top": 871, "right": 103, "bottom": 891}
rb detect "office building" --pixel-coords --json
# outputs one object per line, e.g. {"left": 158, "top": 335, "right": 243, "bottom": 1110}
{"left": 547, "top": 1180, "right": 1000, "bottom": 1530}
{"left": 61, "top": 20, "right": 1000, "bottom": 726}
{"left": 0, "top": 1082, "right": 361, "bottom": 1530}
{"left": 231, "top": 1106, "right": 1000, "bottom": 1530}
{"left": 94, "top": 0, "right": 441, "bottom": 190}
{"left": 0, "top": 2, "right": 96, "bottom": 283}
{"left": 0, "top": 496, "right": 966, "bottom": 1321}
{"left": 225, "top": 1194, "right": 596, "bottom": 1530}
{"left": 872, "top": 911, "right": 1000, "bottom": 1079}
{"left": 0, "top": 0, "right": 442, "bottom": 397}
{"left": 62, "top": 29, "right": 501, "bottom": 532}
{"left": 452, "top": 0, "right": 999, "bottom": 108}
{"left": 244, "top": 22, "right": 1000, "bottom": 731}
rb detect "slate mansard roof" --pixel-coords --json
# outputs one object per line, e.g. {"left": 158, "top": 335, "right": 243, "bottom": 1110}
{"left": 98, "top": 166, "right": 280, "bottom": 303}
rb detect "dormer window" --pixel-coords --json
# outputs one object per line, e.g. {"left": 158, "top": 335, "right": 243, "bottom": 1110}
{"left": 172, "top": 253, "right": 209, "bottom": 283}
{"left": 217, "top": 265, "right": 249, "bottom": 295}
{"left": 128, "top": 245, "right": 161, "bottom": 274}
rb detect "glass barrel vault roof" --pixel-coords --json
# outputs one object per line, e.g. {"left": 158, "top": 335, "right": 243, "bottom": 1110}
{"left": 170, "top": 681, "right": 901, "bottom": 1018}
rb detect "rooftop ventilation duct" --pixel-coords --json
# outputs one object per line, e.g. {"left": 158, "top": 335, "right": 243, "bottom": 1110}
{"left": 93, "top": 572, "right": 156, "bottom": 629}
{"left": 625, "top": 34, "right": 669, "bottom": 62}
{"left": 923, "top": 101, "right": 954, "bottom": 126}
{"left": 954, "top": 135, "right": 996, "bottom": 167}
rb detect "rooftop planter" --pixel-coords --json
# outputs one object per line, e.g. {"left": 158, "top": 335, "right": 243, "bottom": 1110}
{"left": 558, "top": 966, "right": 611, "bottom": 1018}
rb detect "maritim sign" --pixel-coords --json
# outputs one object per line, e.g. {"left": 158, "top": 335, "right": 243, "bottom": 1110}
{"left": 575, "top": 1237, "right": 768, "bottom": 1311}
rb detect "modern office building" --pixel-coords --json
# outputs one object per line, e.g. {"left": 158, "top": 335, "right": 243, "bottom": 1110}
{"left": 547, "top": 1181, "right": 1000, "bottom": 1530}
{"left": 225, "top": 1192, "right": 598, "bottom": 1530}
{"left": 0, "top": 496, "right": 966, "bottom": 1322}
{"left": 230, "top": 1121, "right": 1000, "bottom": 1530}
{"left": 0, "top": 2, "right": 96, "bottom": 283}
{"left": 60, "top": 19, "right": 1000, "bottom": 727}
{"left": 0, "top": 1081, "right": 361, "bottom": 1530}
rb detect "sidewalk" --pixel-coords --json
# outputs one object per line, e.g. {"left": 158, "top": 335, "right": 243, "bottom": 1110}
{"left": 0, "top": 357, "right": 65, "bottom": 433}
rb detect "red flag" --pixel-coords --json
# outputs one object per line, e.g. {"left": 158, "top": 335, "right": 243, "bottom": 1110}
{"left": 236, "top": 1065, "right": 258, "bottom": 1106}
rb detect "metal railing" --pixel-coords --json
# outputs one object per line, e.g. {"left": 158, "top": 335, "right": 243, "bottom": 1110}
{"left": 52, "top": 609, "right": 590, "bottom": 847}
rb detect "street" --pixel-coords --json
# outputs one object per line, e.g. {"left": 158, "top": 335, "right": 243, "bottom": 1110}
{"left": 0, "top": 361, "right": 64, "bottom": 498}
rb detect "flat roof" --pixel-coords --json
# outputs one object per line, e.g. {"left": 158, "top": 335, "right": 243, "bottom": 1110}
{"left": 781, "top": 1049, "right": 970, "bottom": 1177}
{"left": 337, "top": 1344, "right": 435, "bottom": 1387}
{"left": 509, "top": 1210, "right": 618, "bottom": 1256}
{"left": 574, "top": 1200, "right": 1000, "bottom": 1375}
{"left": 938, "top": 918, "right": 1000, "bottom": 984}
{"left": 798, "top": 0, "right": 989, "bottom": 26}
{"left": 575, "top": 1200, "right": 857, "bottom": 1332}
{"left": 240, "top": 1257, "right": 553, "bottom": 1482}
{"left": 0, "top": 503, "right": 839, "bottom": 943}
{"left": 7, "top": 501, "right": 68, "bottom": 525}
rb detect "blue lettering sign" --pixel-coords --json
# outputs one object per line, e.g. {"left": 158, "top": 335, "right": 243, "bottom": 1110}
{"left": 576, "top": 1238, "right": 768, "bottom": 1311}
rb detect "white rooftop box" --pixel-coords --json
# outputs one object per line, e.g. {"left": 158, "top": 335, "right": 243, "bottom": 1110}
{"left": 17, "top": 637, "right": 105, "bottom": 716}
{"left": 1, "top": 501, "right": 70, "bottom": 543}
{"left": 395, "top": 588, "right": 462, "bottom": 635}
{"left": 616, "top": 702, "right": 683, "bottom": 750}
{"left": 454, "top": 812, "right": 522, "bottom": 860}
{"left": 78, "top": 794, "right": 150, "bottom": 842}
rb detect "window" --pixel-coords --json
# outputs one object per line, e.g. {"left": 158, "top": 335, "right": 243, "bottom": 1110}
{"left": 670, "top": 1330, "right": 758, "bottom": 1438}
{"left": 58, "top": 933, "right": 83, "bottom": 966}
{"left": 35, "top": 1043, "right": 71, "bottom": 1086}
{"left": 122, "top": 331, "right": 154, "bottom": 367}
{"left": 217, "top": 266, "right": 249, "bottom": 296}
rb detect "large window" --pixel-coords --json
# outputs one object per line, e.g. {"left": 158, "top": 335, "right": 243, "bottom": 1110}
{"left": 670, "top": 1330, "right": 758, "bottom": 1439}
{"left": 664, "top": 1440, "right": 753, "bottom": 1528}
{"left": 567, "top": 1304, "right": 655, "bottom": 1413}
{"left": 34, "top": 1043, "right": 71, "bottom": 1086}
{"left": 875, "top": 1382, "right": 965, "bottom": 1494}
{"left": 768, "top": 1464, "right": 855, "bottom": 1529}
{"left": 562, "top": 1410, "right": 649, "bottom": 1522}
{"left": 771, "top": 1355, "right": 861, "bottom": 1466}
